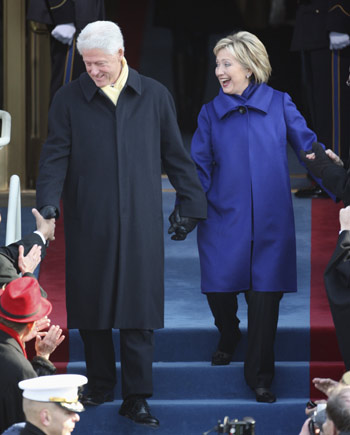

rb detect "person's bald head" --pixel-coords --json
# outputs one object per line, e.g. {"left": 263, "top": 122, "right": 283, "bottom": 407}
{"left": 23, "top": 398, "right": 80, "bottom": 435}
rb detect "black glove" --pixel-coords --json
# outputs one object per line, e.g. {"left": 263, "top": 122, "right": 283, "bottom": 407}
{"left": 40, "top": 205, "right": 59, "bottom": 219}
{"left": 168, "top": 205, "right": 199, "bottom": 241}
{"left": 299, "top": 142, "right": 334, "bottom": 179}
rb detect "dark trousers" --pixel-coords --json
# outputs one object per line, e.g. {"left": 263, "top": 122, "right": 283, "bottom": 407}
{"left": 244, "top": 290, "right": 283, "bottom": 389}
{"left": 79, "top": 328, "right": 154, "bottom": 399}
{"left": 327, "top": 299, "right": 350, "bottom": 371}
{"left": 206, "top": 290, "right": 283, "bottom": 389}
{"left": 206, "top": 292, "right": 241, "bottom": 354}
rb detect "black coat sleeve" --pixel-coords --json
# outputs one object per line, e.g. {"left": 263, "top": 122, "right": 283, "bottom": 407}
{"left": 324, "top": 230, "right": 350, "bottom": 305}
{"left": 0, "top": 233, "right": 46, "bottom": 265}
{"left": 322, "top": 164, "right": 350, "bottom": 205}
{"left": 159, "top": 86, "right": 207, "bottom": 219}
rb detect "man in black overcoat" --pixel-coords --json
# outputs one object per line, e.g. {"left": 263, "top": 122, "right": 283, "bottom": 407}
{"left": 35, "top": 21, "right": 207, "bottom": 427}
{"left": 26, "top": 0, "right": 105, "bottom": 102}
{"left": 301, "top": 144, "right": 350, "bottom": 369}
{"left": 324, "top": 206, "right": 350, "bottom": 370}
{"left": 291, "top": 0, "right": 350, "bottom": 197}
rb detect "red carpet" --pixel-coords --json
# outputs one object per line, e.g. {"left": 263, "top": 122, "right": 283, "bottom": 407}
{"left": 310, "top": 198, "right": 345, "bottom": 399}
{"left": 31, "top": 209, "right": 68, "bottom": 373}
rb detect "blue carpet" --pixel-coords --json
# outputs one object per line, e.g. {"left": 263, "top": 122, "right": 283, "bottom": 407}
{"left": 2, "top": 175, "right": 313, "bottom": 434}
{"left": 65, "top": 178, "right": 312, "bottom": 434}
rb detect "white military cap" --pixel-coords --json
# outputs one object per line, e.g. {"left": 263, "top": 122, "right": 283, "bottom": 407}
{"left": 18, "top": 374, "right": 87, "bottom": 412}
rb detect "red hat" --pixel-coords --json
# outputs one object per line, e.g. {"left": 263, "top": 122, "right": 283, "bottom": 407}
{"left": 0, "top": 276, "right": 52, "bottom": 323}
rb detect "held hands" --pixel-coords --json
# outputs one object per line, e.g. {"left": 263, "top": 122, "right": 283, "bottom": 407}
{"left": 299, "top": 142, "right": 335, "bottom": 179}
{"left": 39, "top": 205, "right": 58, "bottom": 220}
{"left": 168, "top": 205, "right": 199, "bottom": 241}
{"left": 51, "top": 23, "right": 76, "bottom": 45}
{"left": 32, "top": 208, "right": 55, "bottom": 241}
{"left": 35, "top": 324, "right": 65, "bottom": 360}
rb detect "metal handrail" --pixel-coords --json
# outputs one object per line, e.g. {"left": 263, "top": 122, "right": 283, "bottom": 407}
{"left": 0, "top": 110, "right": 11, "bottom": 148}
{"left": 6, "top": 174, "right": 21, "bottom": 245}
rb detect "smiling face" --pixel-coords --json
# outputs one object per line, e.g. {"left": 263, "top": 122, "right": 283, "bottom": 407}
{"left": 215, "top": 48, "right": 251, "bottom": 96}
{"left": 82, "top": 48, "right": 124, "bottom": 88}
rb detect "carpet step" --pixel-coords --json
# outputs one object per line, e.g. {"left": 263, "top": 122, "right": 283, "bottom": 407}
{"left": 66, "top": 361, "right": 309, "bottom": 399}
{"left": 67, "top": 327, "right": 310, "bottom": 363}
{"left": 72, "top": 398, "right": 308, "bottom": 435}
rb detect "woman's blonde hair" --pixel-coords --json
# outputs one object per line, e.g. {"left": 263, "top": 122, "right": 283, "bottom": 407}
{"left": 213, "top": 31, "right": 272, "bottom": 84}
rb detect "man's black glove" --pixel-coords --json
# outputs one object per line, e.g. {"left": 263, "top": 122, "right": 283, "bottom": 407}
{"left": 168, "top": 205, "right": 199, "bottom": 241}
{"left": 299, "top": 142, "right": 334, "bottom": 179}
{"left": 39, "top": 205, "right": 59, "bottom": 219}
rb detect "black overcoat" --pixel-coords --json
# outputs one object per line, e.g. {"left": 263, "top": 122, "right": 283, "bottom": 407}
{"left": 36, "top": 69, "right": 207, "bottom": 330}
{"left": 0, "top": 332, "right": 37, "bottom": 432}
{"left": 324, "top": 230, "right": 350, "bottom": 369}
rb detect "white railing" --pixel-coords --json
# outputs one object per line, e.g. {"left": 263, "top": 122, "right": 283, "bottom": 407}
{"left": 6, "top": 174, "right": 22, "bottom": 245}
{"left": 0, "top": 110, "right": 11, "bottom": 148}
{"left": 0, "top": 110, "right": 19, "bottom": 245}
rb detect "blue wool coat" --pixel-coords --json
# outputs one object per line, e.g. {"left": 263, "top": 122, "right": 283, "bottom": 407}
{"left": 191, "top": 83, "right": 319, "bottom": 294}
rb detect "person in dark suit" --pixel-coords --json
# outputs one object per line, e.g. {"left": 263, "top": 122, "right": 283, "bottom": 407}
{"left": 323, "top": 206, "right": 350, "bottom": 371}
{"left": 35, "top": 21, "right": 207, "bottom": 428}
{"left": 26, "top": 0, "right": 105, "bottom": 103}
{"left": 291, "top": 0, "right": 350, "bottom": 198}
{"left": 0, "top": 277, "right": 65, "bottom": 433}
{"left": 300, "top": 141, "right": 350, "bottom": 205}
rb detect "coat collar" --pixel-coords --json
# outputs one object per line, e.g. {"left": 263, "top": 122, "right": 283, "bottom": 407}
{"left": 212, "top": 83, "right": 274, "bottom": 119}
{"left": 79, "top": 67, "right": 142, "bottom": 102}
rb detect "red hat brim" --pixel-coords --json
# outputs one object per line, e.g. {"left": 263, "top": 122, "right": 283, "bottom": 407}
{"left": 0, "top": 294, "right": 52, "bottom": 323}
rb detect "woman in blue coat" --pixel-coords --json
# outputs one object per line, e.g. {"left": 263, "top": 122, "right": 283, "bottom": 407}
{"left": 191, "top": 31, "right": 322, "bottom": 403}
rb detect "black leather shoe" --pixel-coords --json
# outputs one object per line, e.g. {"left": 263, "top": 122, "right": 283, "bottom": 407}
{"left": 294, "top": 185, "right": 328, "bottom": 198}
{"left": 80, "top": 390, "right": 114, "bottom": 406}
{"left": 119, "top": 397, "right": 159, "bottom": 428}
{"left": 254, "top": 387, "right": 276, "bottom": 403}
{"left": 211, "top": 350, "right": 232, "bottom": 366}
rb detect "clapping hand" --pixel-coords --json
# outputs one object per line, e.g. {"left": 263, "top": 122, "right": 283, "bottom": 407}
{"left": 35, "top": 324, "right": 65, "bottom": 360}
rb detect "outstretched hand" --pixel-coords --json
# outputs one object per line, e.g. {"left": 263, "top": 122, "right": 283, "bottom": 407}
{"left": 312, "top": 377, "right": 339, "bottom": 397}
{"left": 18, "top": 244, "right": 42, "bottom": 274}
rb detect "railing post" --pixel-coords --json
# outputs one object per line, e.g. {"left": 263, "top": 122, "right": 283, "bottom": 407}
{"left": 0, "top": 110, "right": 11, "bottom": 149}
{"left": 6, "top": 174, "right": 21, "bottom": 245}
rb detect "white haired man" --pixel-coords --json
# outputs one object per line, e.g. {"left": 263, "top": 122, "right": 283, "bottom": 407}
{"left": 36, "top": 20, "right": 207, "bottom": 427}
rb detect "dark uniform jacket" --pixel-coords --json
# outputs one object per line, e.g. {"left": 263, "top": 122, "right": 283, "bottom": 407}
{"left": 0, "top": 331, "right": 55, "bottom": 433}
{"left": 26, "top": 0, "right": 105, "bottom": 31}
{"left": 291, "top": 0, "right": 350, "bottom": 51}
{"left": 36, "top": 68, "right": 207, "bottom": 330}
{"left": 20, "top": 422, "right": 46, "bottom": 434}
